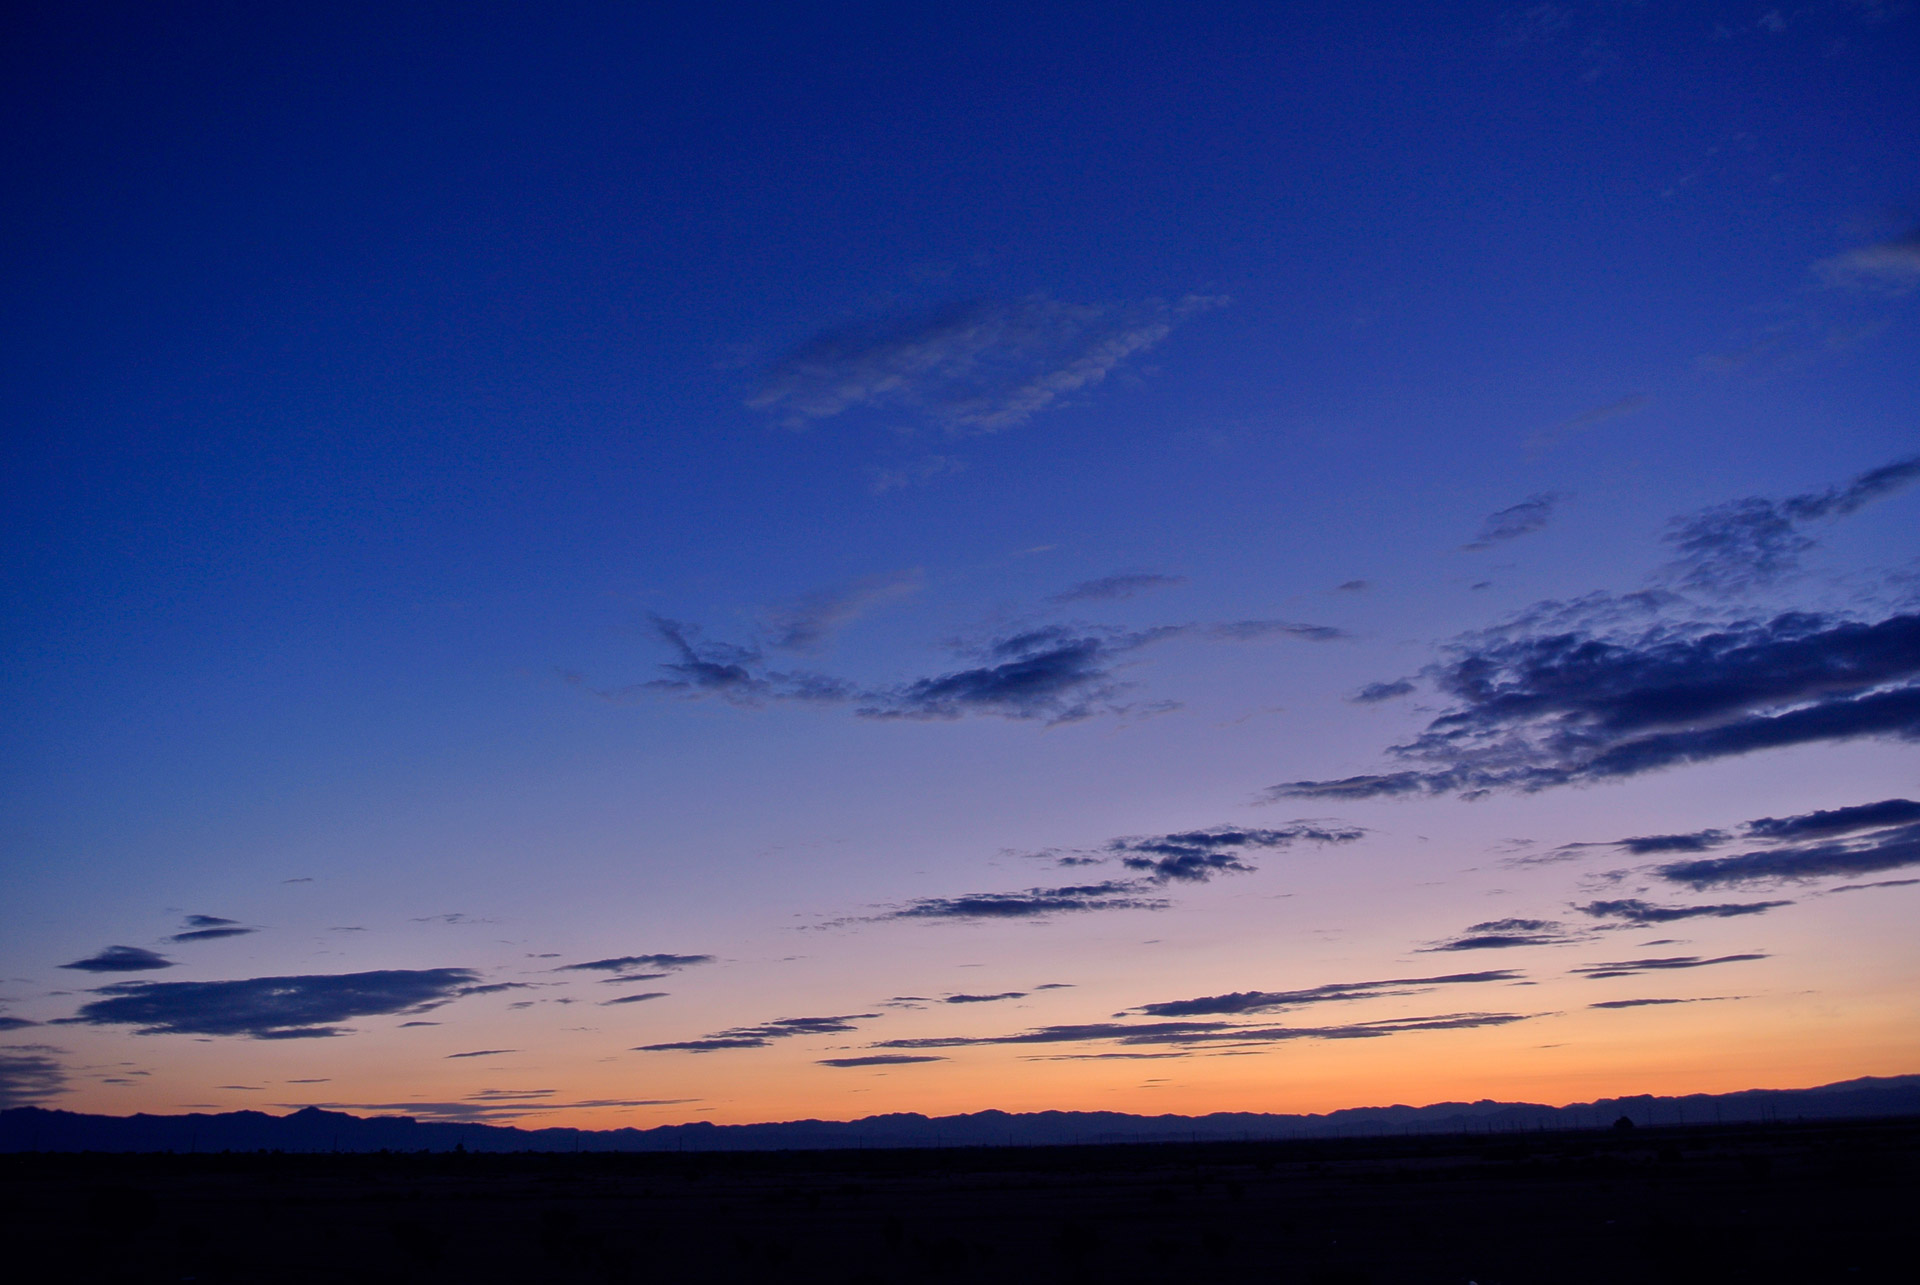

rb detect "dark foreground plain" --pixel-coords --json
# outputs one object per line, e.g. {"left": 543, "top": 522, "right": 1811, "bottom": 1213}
{"left": 5, "top": 1117, "right": 1912, "bottom": 1284}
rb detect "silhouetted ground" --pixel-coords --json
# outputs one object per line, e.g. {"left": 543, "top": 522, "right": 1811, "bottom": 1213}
{"left": 4, "top": 1116, "right": 1912, "bottom": 1283}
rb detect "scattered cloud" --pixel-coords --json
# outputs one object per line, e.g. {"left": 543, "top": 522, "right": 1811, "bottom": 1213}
{"left": 1659, "top": 455, "right": 1920, "bottom": 594}
{"left": 0, "top": 1016, "right": 41, "bottom": 1031}
{"left": 1268, "top": 608, "right": 1920, "bottom": 799}
{"left": 748, "top": 294, "right": 1223, "bottom": 433}
{"left": 867, "top": 822, "right": 1360, "bottom": 923}
{"left": 601, "top": 612, "right": 1344, "bottom": 726}
{"left": 1421, "top": 918, "right": 1586, "bottom": 951}
{"left": 817, "top": 1054, "right": 947, "bottom": 1068}
{"left": 637, "top": 1014, "right": 879, "bottom": 1053}
{"left": 1104, "top": 823, "right": 1364, "bottom": 883}
{"left": 600, "top": 992, "right": 670, "bottom": 1006}
{"left": 943, "top": 992, "right": 1026, "bottom": 1004}
{"left": 1588, "top": 996, "right": 1739, "bottom": 1010}
{"left": 446, "top": 1049, "right": 516, "bottom": 1059}
{"left": 0, "top": 1046, "right": 68, "bottom": 1107}
{"left": 873, "top": 1010, "right": 1533, "bottom": 1051}
{"left": 60, "top": 946, "right": 173, "bottom": 973}
{"left": 60, "top": 968, "right": 483, "bottom": 1040}
{"left": 1577, "top": 898, "right": 1793, "bottom": 923}
{"left": 1464, "top": 493, "right": 1563, "bottom": 551}
{"left": 1335, "top": 580, "right": 1371, "bottom": 592}
{"left": 169, "top": 915, "right": 256, "bottom": 942}
{"left": 860, "top": 626, "right": 1154, "bottom": 723}
{"left": 1570, "top": 954, "right": 1767, "bottom": 979}
{"left": 1051, "top": 573, "right": 1187, "bottom": 604}
{"left": 1353, "top": 679, "right": 1416, "bottom": 703}
{"left": 1125, "top": 970, "right": 1523, "bottom": 1018}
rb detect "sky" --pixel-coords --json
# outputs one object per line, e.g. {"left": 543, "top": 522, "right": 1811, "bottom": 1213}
{"left": 3, "top": 1, "right": 1918, "bottom": 1129}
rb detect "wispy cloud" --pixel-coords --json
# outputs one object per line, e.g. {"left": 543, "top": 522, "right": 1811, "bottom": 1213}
{"left": 817, "top": 1054, "right": 946, "bottom": 1068}
{"left": 1463, "top": 493, "right": 1564, "bottom": 551}
{"left": 1051, "top": 573, "right": 1187, "bottom": 605}
{"left": 1814, "top": 226, "right": 1920, "bottom": 295}
{"left": 60, "top": 968, "right": 483, "bottom": 1039}
{"left": 1528, "top": 395, "right": 1649, "bottom": 452}
{"left": 762, "top": 571, "right": 922, "bottom": 653}
{"left": 749, "top": 294, "right": 1224, "bottom": 433}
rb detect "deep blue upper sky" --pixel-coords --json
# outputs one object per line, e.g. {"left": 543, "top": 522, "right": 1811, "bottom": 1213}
{"left": 3, "top": 2, "right": 1916, "bottom": 1124}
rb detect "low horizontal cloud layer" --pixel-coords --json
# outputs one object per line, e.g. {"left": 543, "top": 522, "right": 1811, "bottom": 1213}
{"left": 0, "top": 1046, "right": 68, "bottom": 1108}
{"left": 62, "top": 968, "right": 483, "bottom": 1039}
{"left": 1577, "top": 898, "right": 1792, "bottom": 923}
{"left": 872, "top": 1010, "right": 1532, "bottom": 1052}
{"left": 1270, "top": 609, "right": 1920, "bottom": 799}
{"left": 1656, "top": 820, "right": 1920, "bottom": 889}
{"left": 1127, "top": 970, "right": 1522, "bottom": 1018}
{"left": 817, "top": 1054, "right": 946, "bottom": 1068}
{"left": 1570, "top": 954, "right": 1767, "bottom": 980}
{"left": 749, "top": 294, "right": 1221, "bottom": 433}
{"left": 877, "top": 881, "right": 1170, "bottom": 922}
{"left": 637, "top": 1014, "right": 877, "bottom": 1054}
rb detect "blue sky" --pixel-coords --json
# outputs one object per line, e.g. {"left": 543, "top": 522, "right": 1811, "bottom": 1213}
{"left": 3, "top": 1, "right": 1917, "bottom": 1124}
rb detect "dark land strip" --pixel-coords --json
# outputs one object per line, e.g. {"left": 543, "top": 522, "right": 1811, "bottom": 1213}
{"left": 3, "top": 1116, "right": 1915, "bottom": 1283}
